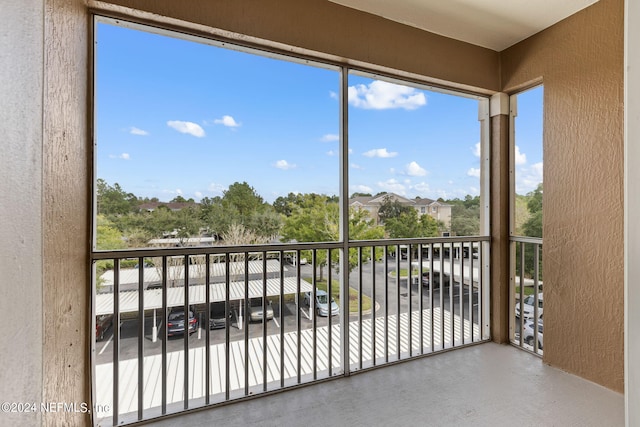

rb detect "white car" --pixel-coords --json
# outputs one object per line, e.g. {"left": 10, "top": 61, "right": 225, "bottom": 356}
{"left": 523, "top": 318, "right": 543, "bottom": 349}
{"left": 515, "top": 293, "right": 543, "bottom": 320}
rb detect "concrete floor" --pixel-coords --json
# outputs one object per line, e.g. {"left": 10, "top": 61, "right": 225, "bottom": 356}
{"left": 142, "top": 342, "right": 624, "bottom": 427}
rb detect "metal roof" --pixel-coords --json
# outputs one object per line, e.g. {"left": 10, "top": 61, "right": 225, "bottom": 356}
{"left": 99, "top": 259, "right": 284, "bottom": 288}
{"left": 95, "top": 277, "right": 313, "bottom": 315}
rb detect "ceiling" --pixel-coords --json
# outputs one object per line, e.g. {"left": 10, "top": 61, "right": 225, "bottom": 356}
{"left": 329, "top": 0, "right": 599, "bottom": 51}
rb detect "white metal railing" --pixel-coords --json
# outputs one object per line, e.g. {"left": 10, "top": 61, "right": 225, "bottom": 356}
{"left": 91, "top": 236, "right": 490, "bottom": 426}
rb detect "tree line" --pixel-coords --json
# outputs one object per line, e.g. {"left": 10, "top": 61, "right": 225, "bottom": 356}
{"left": 97, "top": 179, "right": 542, "bottom": 253}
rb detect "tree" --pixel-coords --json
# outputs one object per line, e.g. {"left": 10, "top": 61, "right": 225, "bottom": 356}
{"left": 350, "top": 192, "right": 372, "bottom": 198}
{"left": 384, "top": 209, "right": 439, "bottom": 239}
{"left": 517, "top": 183, "right": 543, "bottom": 279}
{"left": 97, "top": 179, "right": 137, "bottom": 216}
{"left": 96, "top": 215, "right": 126, "bottom": 250}
{"left": 377, "top": 195, "right": 413, "bottom": 223}
{"left": 273, "top": 192, "right": 304, "bottom": 216}
{"left": 281, "top": 194, "right": 338, "bottom": 280}
{"left": 447, "top": 195, "right": 480, "bottom": 236}
{"left": 170, "top": 195, "right": 194, "bottom": 203}
{"left": 522, "top": 183, "right": 543, "bottom": 238}
{"left": 282, "top": 194, "right": 384, "bottom": 279}
{"left": 222, "top": 182, "right": 265, "bottom": 217}
{"left": 202, "top": 182, "right": 281, "bottom": 238}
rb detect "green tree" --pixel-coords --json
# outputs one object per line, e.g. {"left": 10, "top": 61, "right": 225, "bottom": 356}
{"left": 522, "top": 183, "right": 543, "bottom": 238}
{"left": 377, "top": 195, "right": 413, "bottom": 223}
{"left": 447, "top": 195, "right": 480, "bottom": 236}
{"left": 282, "top": 194, "right": 384, "bottom": 279}
{"left": 97, "top": 179, "right": 137, "bottom": 216}
{"left": 202, "top": 182, "right": 281, "bottom": 238}
{"left": 96, "top": 215, "right": 127, "bottom": 250}
{"left": 383, "top": 208, "right": 440, "bottom": 239}
{"left": 273, "top": 192, "right": 304, "bottom": 216}
{"left": 516, "top": 183, "right": 543, "bottom": 279}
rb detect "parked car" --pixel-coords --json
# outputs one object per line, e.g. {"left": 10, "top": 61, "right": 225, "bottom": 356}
{"left": 523, "top": 318, "right": 544, "bottom": 349}
{"left": 515, "top": 293, "right": 544, "bottom": 319}
{"left": 248, "top": 298, "right": 274, "bottom": 322}
{"left": 96, "top": 314, "right": 114, "bottom": 341}
{"left": 283, "top": 253, "right": 308, "bottom": 266}
{"left": 304, "top": 289, "right": 339, "bottom": 317}
{"left": 209, "top": 303, "right": 231, "bottom": 329}
{"left": 421, "top": 272, "right": 450, "bottom": 289}
{"left": 167, "top": 309, "right": 198, "bottom": 336}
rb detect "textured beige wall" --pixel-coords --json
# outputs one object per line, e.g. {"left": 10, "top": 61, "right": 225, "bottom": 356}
{"left": 625, "top": 0, "right": 640, "bottom": 422}
{"left": 501, "top": 0, "right": 624, "bottom": 391}
{"left": 43, "top": 0, "right": 92, "bottom": 425}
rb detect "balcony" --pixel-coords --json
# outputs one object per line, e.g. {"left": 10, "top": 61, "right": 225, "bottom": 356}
{"left": 142, "top": 342, "right": 624, "bottom": 427}
{"left": 91, "top": 234, "right": 624, "bottom": 427}
{"left": 92, "top": 237, "right": 493, "bottom": 425}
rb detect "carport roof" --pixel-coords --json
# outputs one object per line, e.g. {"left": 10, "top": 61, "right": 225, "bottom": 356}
{"left": 95, "top": 277, "right": 313, "bottom": 316}
{"left": 99, "top": 259, "right": 284, "bottom": 288}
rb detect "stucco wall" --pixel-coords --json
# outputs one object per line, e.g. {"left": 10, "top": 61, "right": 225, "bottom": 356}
{"left": 625, "top": 0, "right": 640, "bottom": 422}
{"left": 0, "top": 1, "right": 44, "bottom": 426}
{"left": 501, "top": 0, "right": 624, "bottom": 391}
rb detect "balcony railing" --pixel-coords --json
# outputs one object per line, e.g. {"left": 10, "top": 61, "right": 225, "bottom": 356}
{"left": 509, "top": 236, "right": 543, "bottom": 356}
{"left": 91, "top": 236, "right": 490, "bottom": 426}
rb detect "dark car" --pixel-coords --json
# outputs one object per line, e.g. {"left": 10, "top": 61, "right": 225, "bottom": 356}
{"left": 421, "top": 272, "right": 450, "bottom": 289}
{"left": 96, "top": 314, "right": 114, "bottom": 341}
{"left": 167, "top": 309, "right": 198, "bottom": 336}
{"left": 209, "top": 303, "right": 232, "bottom": 329}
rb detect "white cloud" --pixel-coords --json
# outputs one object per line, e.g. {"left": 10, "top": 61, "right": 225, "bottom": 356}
{"left": 516, "top": 161, "right": 543, "bottom": 194}
{"left": 412, "top": 182, "right": 431, "bottom": 193}
{"left": 472, "top": 142, "right": 481, "bottom": 157}
{"left": 130, "top": 127, "right": 149, "bottom": 136}
{"left": 405, "top": 161, "right": 427, "bottom": 177}
{"left": 363, "top": 148, "right": 398, "bottom": 158}
{"left": 194, "top": 191, "right": 203, "bottom": 199}
{"left": 351, "top": 163, "right": 363, "bottom": 170}
{"left": 109, "top": 153, "right": 130, "bottom": 160}
{"left": 377, "top": 178, "right": 407, "bottom": 195}
{"left": 329, "top": 91, "right": 338, "bottom": 100}
{"left": 214, "top": 115, "right": 240, "bottom": 128}
{"left": 167, "top": 120, "right": 205, "bottom": 137}
{"left": 351, "top": 184, "right": 373, "bottom": 193}
{"left": 348, "top": 80, "right": 426, "bottom": 110}
{"left": 176, "top": 188, "right": 183, "bottom": 195}
{"left": 515, "top": 145, "right": 527, "bottom": 165}
{"left": 274, "top": 159, "right": 296, "bottom": 170}
{"left": 320, "top": 134, "right": 339, "bottom": 142}
{"left": 467, "top": 167, "right": 481, "bottom": 178}
{"left": 208, "top": 182, "right": 225, "bottom": 195}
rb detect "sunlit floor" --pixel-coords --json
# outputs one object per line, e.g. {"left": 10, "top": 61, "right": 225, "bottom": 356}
{"left": 141, "top": 342, "right": 624, "bottom": 427}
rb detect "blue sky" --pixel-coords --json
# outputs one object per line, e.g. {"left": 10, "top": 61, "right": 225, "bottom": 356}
{"left": 96, "top": 22, "right": 543, "bottom": 203}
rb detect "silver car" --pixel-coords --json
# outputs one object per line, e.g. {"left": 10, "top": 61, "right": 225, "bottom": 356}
{"left": 248, "top": 298, "right": 274, "bottom": 322}
{"left": 304, "top": 289, "right": 339, "bottom": 317}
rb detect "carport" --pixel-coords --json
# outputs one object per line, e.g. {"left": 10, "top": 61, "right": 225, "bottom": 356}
{"left": 96, "top": 259, "right": 313, "bottom": 338}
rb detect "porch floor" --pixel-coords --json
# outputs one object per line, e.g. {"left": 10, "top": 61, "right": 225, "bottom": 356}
{"left": 142, "top": 342, "right": 623, "bottom": 427}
